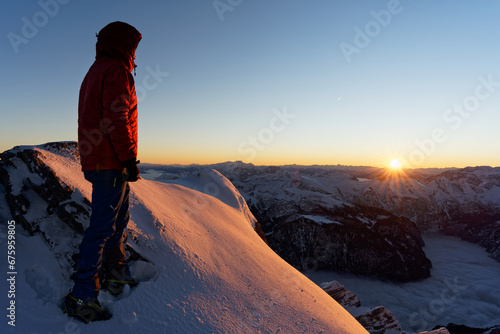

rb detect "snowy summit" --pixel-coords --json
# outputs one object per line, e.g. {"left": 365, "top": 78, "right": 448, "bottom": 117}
{"left": 0, "top": 143, "right": 368, "bottom": 333}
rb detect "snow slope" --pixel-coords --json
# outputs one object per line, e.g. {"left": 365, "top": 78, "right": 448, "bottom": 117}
{"left": 0, "top": 145, "right": 367, "bottom": 333}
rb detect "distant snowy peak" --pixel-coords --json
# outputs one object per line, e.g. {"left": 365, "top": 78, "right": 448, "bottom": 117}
{"left": 162, "top": 169, "right": 257, "bottom": 229}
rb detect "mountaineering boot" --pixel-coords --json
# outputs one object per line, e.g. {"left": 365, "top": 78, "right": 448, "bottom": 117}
{"left": 62, "top": 292, "right": 111, "bottom": 323}
{"left": 100, "top": 243, "right": 137, "bottom": 296}
{"left": 102, "top": 277, "right": 137, "bottom": 295}
{"left": 101, "top": 265, "right": 137, "bottom": 296}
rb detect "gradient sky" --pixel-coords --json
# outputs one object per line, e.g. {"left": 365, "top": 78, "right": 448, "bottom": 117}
{"left": 2, "top": 0, "right": 500, "bottom": 168}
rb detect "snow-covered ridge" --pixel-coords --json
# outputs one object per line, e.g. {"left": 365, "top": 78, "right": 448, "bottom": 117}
{"left": 0, "top": 143, "right": 369, "bottom": 333}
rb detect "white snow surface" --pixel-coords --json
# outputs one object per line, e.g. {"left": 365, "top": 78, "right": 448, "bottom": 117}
{"left": 0, "top": 146, "right": 367, "bottom": 333}
{"left": 303, "top": 215, "right": 342, "bottom": 225}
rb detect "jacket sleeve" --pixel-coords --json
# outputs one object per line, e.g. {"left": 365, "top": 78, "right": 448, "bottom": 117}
{"left": 102, "top": 65, "right": 138, "bottom": 163}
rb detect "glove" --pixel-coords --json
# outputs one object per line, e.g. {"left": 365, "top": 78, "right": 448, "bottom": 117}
{"left": 122, "top": 158, "right": 140, "bottom": 182}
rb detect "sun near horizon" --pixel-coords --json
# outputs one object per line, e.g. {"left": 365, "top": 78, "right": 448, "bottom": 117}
{"left": 389, "top": 158, "right": 402, "bottom": 170}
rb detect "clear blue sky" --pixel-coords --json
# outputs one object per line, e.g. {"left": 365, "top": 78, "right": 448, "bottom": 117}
{"left": 2, "top": 0, "right": 500, "bottom": 168}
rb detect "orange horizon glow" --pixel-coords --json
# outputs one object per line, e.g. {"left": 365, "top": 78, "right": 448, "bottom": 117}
{"left": 2, "top": 138, "right": 497, "bottom": 169}
{"left": 138, "top": 150, "right": 498, "bottom": 169}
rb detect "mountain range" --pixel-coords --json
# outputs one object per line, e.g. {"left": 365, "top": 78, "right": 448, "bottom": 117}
{"left": 146, "top": 161, "right": 500, "bottom": 282}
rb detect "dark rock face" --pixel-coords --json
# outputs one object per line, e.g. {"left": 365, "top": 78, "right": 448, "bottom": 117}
{"left": 0, "top": 143, "right": 87, "bottom": 276}
{"left": 355, "top": 306, "right": 404, "bottom": 334}
{"left": 321, "top": 280, "right": 410, "bottom": 334}
{"left": 268, "top": 211, "right": 431, "bottom": 282}
{"left": 321, "top": 281, "right": 361, "bottom": 308}
{"left": 0, "top": 142, "right": 86, "bottom": 236}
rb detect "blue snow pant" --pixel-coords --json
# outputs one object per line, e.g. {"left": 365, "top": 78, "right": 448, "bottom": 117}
{"left": 72, "top": 169, "right": 131, "bottom": 300}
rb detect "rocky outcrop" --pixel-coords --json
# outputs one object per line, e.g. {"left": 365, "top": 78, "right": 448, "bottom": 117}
{"left": 0, "top": 142, "right": 87, "bottom": 234}
{"left": 0, "top": 143, "right": 86, "bottom": 275}
{"left": 321, "top": 281, "right": 361, "bottom": 308}
{"left": 355, "top": 306, "right": 404, "bottom": 334}
{"left": 321, "top": 280, "right": 451, "bottom": 334}
{"left": 0, "top": 142, "right": 147, "bottom": 278}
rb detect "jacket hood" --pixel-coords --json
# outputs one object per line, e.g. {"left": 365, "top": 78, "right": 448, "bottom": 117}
{"left": 96, "top": 21, "right": 142, "bottom": 72}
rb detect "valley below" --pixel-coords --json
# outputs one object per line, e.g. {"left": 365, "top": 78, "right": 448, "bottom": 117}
{"left": 305, "top": 233, "right": 500, "bottom": 332}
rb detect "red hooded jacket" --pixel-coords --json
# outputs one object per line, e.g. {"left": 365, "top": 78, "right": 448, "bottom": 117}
{"left": 78, "top": 22, "right": 142, "bottom": 171}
